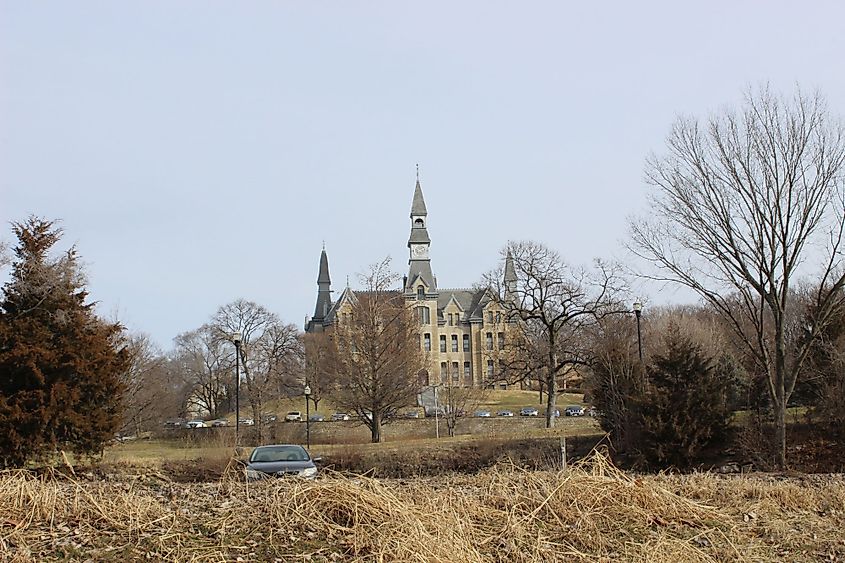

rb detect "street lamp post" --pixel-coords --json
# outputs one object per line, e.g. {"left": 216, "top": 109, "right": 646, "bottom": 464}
{"left": 433, "top": 384, "right": 441, "bottom": 439}
{"left": 633, "top": 301, "right": 643, "bottom": 363}
{"left": 304, "top": 385, "right": 312, "bottom": 449}
{"left": 233, "top": 332, "right": 242, "bottom": 447}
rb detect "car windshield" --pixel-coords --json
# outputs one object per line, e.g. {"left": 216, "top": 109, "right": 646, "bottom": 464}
{"left": 250, "top": 445, "right": 310, "bottom": 463}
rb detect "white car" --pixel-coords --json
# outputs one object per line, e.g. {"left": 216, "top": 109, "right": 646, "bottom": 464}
{"left": 238, "top": 418, "right": 255, "bottom": 426}
{"left": 331, "top": 413, "right": 350, "bottom": 421}
{"left": 185, "top": 420, "right": 207, "bottom": 428}
{"left": 285, "top": 411, "right": 303, "bottom": 422}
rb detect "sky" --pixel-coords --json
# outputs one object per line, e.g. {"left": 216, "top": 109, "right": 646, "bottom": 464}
{"left": 2, "top": 1, "right": 844, "bottom": 350}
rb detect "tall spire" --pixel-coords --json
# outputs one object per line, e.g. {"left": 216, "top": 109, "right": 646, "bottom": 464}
{"left": 410, "top": 175, "right": 428, "bottom": 217}
{"left": 406, "top": 172, "right": 435, "bottom": 292}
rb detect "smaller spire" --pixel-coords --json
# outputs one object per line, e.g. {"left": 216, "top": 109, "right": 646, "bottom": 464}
{"left": 504, "top": 250, "right": 517, "bottom": 283}
{"left": 504, "top": 249, "right": 517, "bottom": 298}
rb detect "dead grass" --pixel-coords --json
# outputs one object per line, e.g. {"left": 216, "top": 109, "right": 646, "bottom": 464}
{"left": 2, "top": 451, "right": 844, "bottom": 562}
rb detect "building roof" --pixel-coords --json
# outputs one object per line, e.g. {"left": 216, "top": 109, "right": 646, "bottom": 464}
{"left": 408, "top": 228, "right": 431, "bottom": 245}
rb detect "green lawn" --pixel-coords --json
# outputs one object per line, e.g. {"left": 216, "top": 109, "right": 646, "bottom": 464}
{"left": 476, "top": 389, "right": 587, "bottom": 413}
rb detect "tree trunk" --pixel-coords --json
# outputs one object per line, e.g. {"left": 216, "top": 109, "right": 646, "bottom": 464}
{"left": 370, "top": 413, "right": 382, "bottom": 443}
{"left": 774, "top": 378, "right": 787, "bottom": 470}
{"left": 774, "top": 328, "right": 788, "bottom": 469}
{"left": 546, "top": 340, "right": 557, "bottom": 428}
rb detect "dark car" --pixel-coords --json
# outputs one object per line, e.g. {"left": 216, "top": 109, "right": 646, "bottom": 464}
{"left": 244, "top": 444, "right": 319, "bottom": 480}
{"left": 309, "top": 414, "right": 325, "bottom": 422}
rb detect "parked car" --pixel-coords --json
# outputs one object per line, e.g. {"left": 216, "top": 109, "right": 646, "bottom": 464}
{"left": 261, "top": 414, "right": 278, "bottom": 423}
{"left": 474, "top": 410, "right": 492, "bottom": 418}
{"left": 497, "top": 410, "right": 514, "bottom": 417}
{"left": 564, "top": 405, "right": 585, "bottom": 417}
{"left": 163, "top": 419, "right": 186, "bottom": 428}
{"left": 403, "top": 410, "right": 421, "bottom": 419}
{"left": 424, "top": 406, "right": 446, "bottom": 417}
{"left": 244, "top": 444, "right": 320, "bottom": 481}
{"left": 520, "top": 407, "right": 539, "bottom": 417}
{"left": 285, "top": 411, "right": 302, "bottom": 422}
{"left": 185, "top": 420, "right": 207, "bottom": 428}
{"left": 309, "top": 414, "right": 324, "bottom": 422}
{"left": 238, "top": 418, "right": 255, "bottom": 426}
{"left": 210, "top": 419, "right": 229, "bottom": 427}
{"left": 587, "top": 407, "right": 601, "bottom": 417}
{"left": 551, "top": 409, "right": 561, "bottom": 418}
{"left": 331, "top": 413, "right": 350, "bottom": 421}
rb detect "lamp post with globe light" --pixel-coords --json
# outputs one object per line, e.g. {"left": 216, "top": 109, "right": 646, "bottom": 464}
{"left": 233, "top": 332, "right": 242, "bottom": 447}
{"left": 633, "top": 301, "right": 643, "bottom": 363}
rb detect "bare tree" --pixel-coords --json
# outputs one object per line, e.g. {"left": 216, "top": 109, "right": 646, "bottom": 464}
{"left": 172, "top": 324, "right": 233, "bottom": 419}
{"left": 120, "top": 332, "right": 178, "bottom": 436}
{"left": 631, "top": 87, "right": 845, "bottom": 468}
{"left": 587, "top": 314, "right": 644, "bottom": 451}
{"left": 438, "top": 375, "right": 488, "bottom": 437}
{"left": 302, "top": 332, "right": 334, "bottom": 414}
{"left": 327, "top": 258, "right": 427, "bottom": 443}
{"left": 212, "top": 299, "right": 303, "bottom": 443}
{"left": 485, "top": 241, "right": 627, "bottom": 428}
{"left": 0, "top": 240, "right": 9, "bottom": 270}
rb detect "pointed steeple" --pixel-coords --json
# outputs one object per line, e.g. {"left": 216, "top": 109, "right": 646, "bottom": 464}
{"left": 410, "top": 179, "right": 428, "bottom": 217}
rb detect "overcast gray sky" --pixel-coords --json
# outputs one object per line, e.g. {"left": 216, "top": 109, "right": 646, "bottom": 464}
{"left": 2, "top": 1, "right": 844, "bottom": 349}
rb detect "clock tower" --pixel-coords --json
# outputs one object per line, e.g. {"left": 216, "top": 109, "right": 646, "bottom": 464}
{"left": 406, "top": 174, "right": 435, "bottom": 292}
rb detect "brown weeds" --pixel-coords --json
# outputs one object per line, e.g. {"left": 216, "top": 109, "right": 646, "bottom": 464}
{"left": 1, "top": 451, "right": 843, "bottom": 561}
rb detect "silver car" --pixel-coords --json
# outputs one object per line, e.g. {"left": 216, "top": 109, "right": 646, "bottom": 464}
{"left": 244, "top": 445, "right": 319, "bottom": 480}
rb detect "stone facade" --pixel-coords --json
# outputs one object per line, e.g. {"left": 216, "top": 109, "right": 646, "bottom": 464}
{"left": 305, "top": 178, "right": 516, "bottom": 388}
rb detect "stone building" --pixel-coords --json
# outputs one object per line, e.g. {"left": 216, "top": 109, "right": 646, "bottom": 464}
{"left": 305, "top": 178, "right": 517, "bottom": 388}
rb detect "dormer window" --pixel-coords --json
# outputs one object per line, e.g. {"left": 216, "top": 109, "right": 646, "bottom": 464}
{"left": 417, "top": 286, "right": 425, "bottom": 300}
{"left": 414, "top": 218, "right": 425, "bottom": 228}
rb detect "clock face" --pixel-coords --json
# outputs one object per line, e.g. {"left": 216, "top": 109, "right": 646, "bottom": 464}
{"left": 412, "top": 245, "right": 427, "bottom": 257}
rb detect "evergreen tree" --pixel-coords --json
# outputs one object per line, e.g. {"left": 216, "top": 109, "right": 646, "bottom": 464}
{"left": 0, "top": 217, "right": 128, "bottom": 467}
{"left": 638, "top": 324, "right": 732, "bottom": 468}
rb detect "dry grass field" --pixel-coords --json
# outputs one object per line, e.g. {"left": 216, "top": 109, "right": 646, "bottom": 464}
{"left": 2, "top": 451, "right": 844, "bottom": 562}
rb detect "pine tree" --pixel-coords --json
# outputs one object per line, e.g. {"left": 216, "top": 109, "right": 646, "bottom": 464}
{"left": 638, "top": 324, "right": 732, "bottom": 468}
{"left": 0, "top": 217, "right": 128, "bottom": 467}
